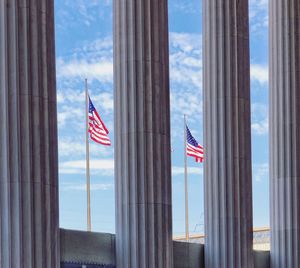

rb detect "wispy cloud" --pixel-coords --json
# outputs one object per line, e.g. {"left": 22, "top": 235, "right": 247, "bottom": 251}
{"left": 57, "top": 89, "right": 113, "bottom": 113}
{"left": 56, "top": 36, "right": 113, "bottom": 82}
{"left": 57, "top": 58, "right": 113, "bottom": 82}
{"left": 57, "top": 32, "right": 203, "bottom": 88}
{"left": 59, "top": 160, "right": 203, "bottom": 177}
{"left": 249, "top": 0, "right": 268, "bottom": 34}
{"left": 56, "top": 0, "right": 112, "bottom": 29}
{"left": 172, "top": 166, "right": 203, "bottom": 176}
{"left": 253, "top": 163, "right": 269, "bottom": 182}
{"left": 170, "top": 32, "right": 202, "bottom": 53}
{"left": 169, "top": 32, "right": 203, "bottom": 138}
{"left": 251, "top": 64, "right": 268, "bottom": 85}
{"left": 59, "top": 159, "right": 114, "bottom": 176}
{"left": 252, "top": 118, "right": 268, "bottom": 135}
{"left": 171, "top": 92, "right": 202, "bottom": 119}
{"left": 57, "top": 106, "right": 84, "bottom": 128}
{"left": 169, "top": 32, "right": 202, "bottom": 89}
{"left": 60, "top": 182, "right": 113, "bottom": 191}
{"left": 58, "top": 138, "right": 112, "bottom": 159}
{"left": 251, "top": 103, "right": 268, "bottom": 135}
{"left": 170, "top": 0, "right": 200, "bottom": 14}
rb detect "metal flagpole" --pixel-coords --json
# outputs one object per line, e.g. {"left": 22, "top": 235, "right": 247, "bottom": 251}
{"left": 85, "top": 78, "right": 91, "bottom": 231}
{"left": 184, "top": 114, "right": 189, "bottom": 241}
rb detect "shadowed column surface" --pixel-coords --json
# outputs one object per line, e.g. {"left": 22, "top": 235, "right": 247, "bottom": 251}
{"left": 0, "top": 1, "right": 59, "bottom": 267}
{"left": 269, "top": 1, "right": 300, "bottom": 267}
{"left": 113, "top": 0, "right": 173, "bottom": 267}
{"left": 203, "top": 0, "right": 253, "bottom": 267}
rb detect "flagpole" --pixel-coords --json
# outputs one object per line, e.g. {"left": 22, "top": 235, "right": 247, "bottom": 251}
{"left": 85, "top": 78, "right": 91, "bottom": 232}
{"left": 184, "top": 114, "right": 189, "bottom": 241}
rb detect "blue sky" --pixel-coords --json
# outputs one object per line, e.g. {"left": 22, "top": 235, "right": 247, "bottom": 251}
{"left": 55, "top": 0, "right": 269, "bottom": 236}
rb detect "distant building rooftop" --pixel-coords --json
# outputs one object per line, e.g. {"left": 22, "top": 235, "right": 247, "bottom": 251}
{"left": 173, "top": 227, "right": 270, "bottom": 251}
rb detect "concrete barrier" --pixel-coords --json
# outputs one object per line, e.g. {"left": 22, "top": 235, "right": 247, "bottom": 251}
{"left": 173, "top": 241, "right": 204, "bottom": 268}
{"left": 60, "top": 229, "right": 270, "bottom": 268}
{"left": 254, "top": 250, "right": 270, "bottom": 268}
{"left": 60, "top": 229, "right": 115, "bottom": 267}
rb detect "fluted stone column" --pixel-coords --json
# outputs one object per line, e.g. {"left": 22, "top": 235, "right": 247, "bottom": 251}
{"left": 203, "top": 1, "right": 253, "bottom": 267}
{"left": 113, "top": 0, "right": 173, "bottom": 267}
{"left": 0, "top": 1, "right": 59, "bottom": 268}
{"left": 269, "top": 1, "right": 300, "bottom": 267}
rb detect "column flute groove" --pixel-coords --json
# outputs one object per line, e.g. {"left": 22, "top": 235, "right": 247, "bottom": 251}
{"left": 203, "top": 0, "right": 253, "bottom": 267}
{"left": 0, "top": 1, "right": 59, "bottom": 267}
{"left": 269, "top": 1, "right": 300, "bottom": 267}
{"left": 113, "top": 0, "right": 173, "bottom": 267}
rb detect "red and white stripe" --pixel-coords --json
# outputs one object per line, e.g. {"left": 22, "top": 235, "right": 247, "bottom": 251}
{"left": 186, "top": 144, "right": 204, "bottom": 163}
{"left": 88, "top": 110, "right": 111, "bottom": 146}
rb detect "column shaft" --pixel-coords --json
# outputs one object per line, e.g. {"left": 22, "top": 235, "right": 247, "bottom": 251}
{"left": 0, "top": 1, "right": 59, "bottom": 267}
{"left": 270, "top": 1, "right": 300, "bottom": 267}
{"left": 113, "top": 0, "right": 173, "bottom": 267}
{"left": 203, "top": 0, "right": 253, "bottom": 267}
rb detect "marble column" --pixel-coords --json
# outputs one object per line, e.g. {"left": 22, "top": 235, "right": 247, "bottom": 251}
{"left": 113, "top": 0, "right": 173, "bottom": 267}
{"left": 269, "top": 1, "right": 300, "bottom": 267}
{"left": 0, "top": 1, "right": 59, "bottom": 268}
{"left": 203, "top": 0, "right": 253, "bottom": 267}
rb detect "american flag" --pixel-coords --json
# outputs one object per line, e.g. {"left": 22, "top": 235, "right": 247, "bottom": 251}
{"left": 88, "top": 96, "right": 111, "bottom": 146}
{"left": 186, "top": 126, "right": 203, "bottom": 163}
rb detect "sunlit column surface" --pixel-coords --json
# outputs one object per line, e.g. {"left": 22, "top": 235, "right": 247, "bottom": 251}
{"left": 269, "top": 1, "right": 300, "bottom": 267}
{"left": 203, "top": 0, "right": 253, "bottom": 267}
{"left": 113, "top": 0, "right": 173, "bottom": 267}
{"left": 0, "top": 1, "right": 59, "bottom": 267}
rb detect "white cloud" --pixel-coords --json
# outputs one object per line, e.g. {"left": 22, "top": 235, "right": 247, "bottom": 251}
{"left": 57, "top": 110, "right": 70, "bottom": 127}
{"left": 170, "top": 1, "right": 199, "bottom": 14}
{"left": 57, "top": 92, "right": 65, "bottom": 103}
{"left": 57, "top": 58, "right": 113, "bottom": 82}
{"left": 253, "top": 163, "right": 269, "bottom": 182}
{"left": 57, "top": 107, "right": 83, "bottom": 127}
{"left": 249, "top": 0, "right": 268, "bottom": 34}
{"left": 57, "top": 89, "right": 84, "bottom": 104}
{"left": 172, "top": 166, "right": 203, "bottom": 176}
{"left": 59, "top": 159, "right": 114, "bottom": 176}
{"left": 58, "top": 138, "right": 112, "bottom": 159}
{"left": 251, "top": 103, "right": 269, "bottom": 135}
{"left": 60, "top": 182, "right": 113, "bottom": 191}
{"left": 249, "top": 0, "right": 268, "bottom": 11}
{"left": 170, "top": 91, "right": 202, "bottom": 140}
{"left": 171, "top": 92, "right": 202, "bottom": 118}
{"left": 59, "top": 139, "right": 86, "bottom": 157}
{"left": 80, "top": 37, "right": 113, "bottom": 54}
{"left": 57, "top": 89, "right": 113, "bottom": 112}
{"left": 252, "top": 118, "right": 268, "bottom": 135}
{"left": 170, "top": 32, "right": 201, "bottom": 53}
{"left": 168, "top": 32, "right": 203, "bottom": 137}
{"left": 169, "top": 33, "right": 202, "bottom": 89}
{"left": 56, "top": 0, "right": 112, "bottom": 30}
{"left": 251, "top": 64, "right": 268, "bottom": 85}
{"left": 56, "top": 32, "right": 203, "bottom": 94}
{"left": 91, "top": 92, "right": 114, "bottom": 111}
{"left": 56, "top": 36, "right": 113, "bottom": 83}
{"left": 59, "top": 161, "right": 203, "bottom": 177}
{"left": 252, "top": 103, "right": 268, "bottom": 115}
